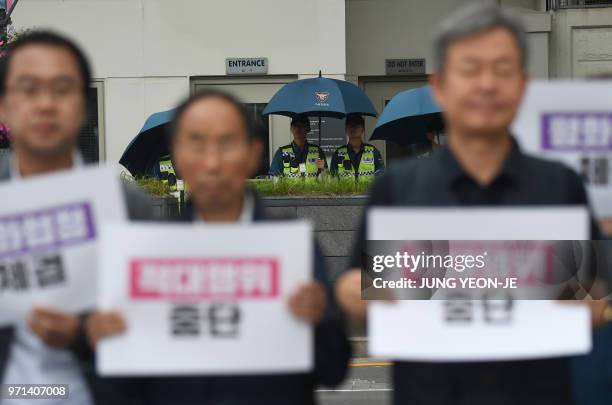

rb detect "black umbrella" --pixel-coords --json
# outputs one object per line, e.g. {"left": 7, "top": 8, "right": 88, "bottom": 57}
{"left": 119, "top": 109, "right": 175, "bottom": 177}
{"left": 370, "top": 86, "right": 444, "bottom": 145}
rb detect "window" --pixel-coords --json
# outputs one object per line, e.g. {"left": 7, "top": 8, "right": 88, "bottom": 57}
{"left": 79, "top": 82, "right": 105, "bottom": 163}
{"left": 549, "top": 0, "right": 612, "bottom": 9}
{"left": 243, "top": 102, "right": 270, "bottom": 177}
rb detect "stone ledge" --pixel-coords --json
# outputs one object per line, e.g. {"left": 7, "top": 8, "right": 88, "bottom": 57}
{"left": 297, "top": 205, "right": 363, "bottom": 231}
{"left": 262, "top": 195, "right": 368, "bottom": 207}
{"left": 316, "top": 230, "right": 356, "bottom": 257}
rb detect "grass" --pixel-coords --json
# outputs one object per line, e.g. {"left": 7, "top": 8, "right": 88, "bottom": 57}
{"left": 248, "top": 176, "right": 371, "bottom": 197}
{"left": 127, "top": 175, "right": 174, "bottom": 197}
{"left": 127, "top": 175, "right": 372, "bottom": 197}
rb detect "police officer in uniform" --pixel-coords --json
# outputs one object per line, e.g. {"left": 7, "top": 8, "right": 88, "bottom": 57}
{"left": 158, "top": 154, "right": 178, "bottom": 192}
{"left": 154, "top": 154, "right": 188, "bottom": 209}
{"left": 269, "top": 114, "right": 326, "bottom": 181}
{"left": 330, "top": 114, "right": 383, "bottom": 182}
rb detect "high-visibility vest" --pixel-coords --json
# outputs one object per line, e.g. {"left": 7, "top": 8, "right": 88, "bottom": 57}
{"left": 159, "top": 155, "right": 178, "bottom": 192}
{"left": 335, "top": 144, "right": 376, "bottom": 182}
{"left": 280, "top": 144, "right": 320, "bottom": 182}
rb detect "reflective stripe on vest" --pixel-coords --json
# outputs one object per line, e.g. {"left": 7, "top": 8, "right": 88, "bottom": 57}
{"left": 281, "top": 145, "right": 320, "bottom": 180}
{"left": 159, "top": 156, "right": 178, "bottom": 192}
{"left": 336, "top": 145, "right": 376, "bottom": 181}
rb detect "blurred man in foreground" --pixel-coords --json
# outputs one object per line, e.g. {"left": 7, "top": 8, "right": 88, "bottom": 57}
{"left": 0, "top": 31, "right": 152, "bottom": 405}
{"left": 87, "top": 90, "right": 350, "bottom": 405}
{"left": 335, "top": 4, "right": 611, "bottom": 405}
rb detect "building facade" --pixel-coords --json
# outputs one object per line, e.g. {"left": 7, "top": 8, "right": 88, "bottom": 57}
{"left": 11, "top": 0, "right": 612, "bottom": 170}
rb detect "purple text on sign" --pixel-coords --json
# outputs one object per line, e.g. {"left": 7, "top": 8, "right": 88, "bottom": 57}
{"left": 0, "top": 202, "right": 96, "bottom": 259}
{"left": 541, "top": 112, "right": 612, "bottom": 151}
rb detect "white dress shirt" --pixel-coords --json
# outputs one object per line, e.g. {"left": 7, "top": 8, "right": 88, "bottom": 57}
{"left": 1, "top": 152, "right": 93, "bottom": 405}
{"left": 194, "top": 192, "right": 254, "bottom": 224}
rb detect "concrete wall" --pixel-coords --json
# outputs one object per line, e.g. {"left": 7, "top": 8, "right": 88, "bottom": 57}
{"left": 263, "top": 196, "right": 369, "bottom": 337}
{"left": 500, "top": 0, "right": 542, "bottom": 9}
{"left": 13, "top": 0, "right": 346, "bottom": 78}
{"left": 550, "top": 8, "right": 612, "bottom": 78}
{"left": 13, "top": 0, "right": 612, "bottom": 166}
{"left": 151, "top": 194, "right": 367, "bottom": 281}
{"left": 515, "top": 8, "right": 553, "bottom": 78}
{"left": 12, "top": 0, "right": 346, "bottom": 164}
{"left": 263, "top": 196, "right": 367, "bottom": 281}
{"left": 103, "top": 77, "right": 189, "bottom": 169}
{"left": 346, "top": 0, "right": 551, "bottom": 78}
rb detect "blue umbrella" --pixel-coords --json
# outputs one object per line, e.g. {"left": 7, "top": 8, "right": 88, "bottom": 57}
{"left": 119, "top": 109, "right": 175, "bottom": 176}
{"left": 139, "top": 109, "right": 175, "bottom": 134}
{"left": 263, "top": 72, "right": 377, "bottom": 144}
{"left": 370, "top": 85, "right": 444, "bottom": 145}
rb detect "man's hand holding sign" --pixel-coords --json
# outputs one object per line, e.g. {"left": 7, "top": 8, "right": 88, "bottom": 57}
{"left": 28, "top": 306, "right": 81, "bottom": 348}
{"left": 288, "top": 282, "right": 327, "bottom": 324}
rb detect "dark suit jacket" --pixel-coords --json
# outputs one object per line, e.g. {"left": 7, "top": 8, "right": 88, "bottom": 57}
{"left": 108, "top": 190, "right": 351, "bottom": 405}
{"left": 0, "top": 155, "right": 154, "bottom": 404}
{"left": 349, "top": 143, "right": 605, "bottom": 405}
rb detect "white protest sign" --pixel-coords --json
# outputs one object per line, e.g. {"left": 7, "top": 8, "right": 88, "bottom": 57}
{"left": 512, "top": 80, "right": 612, "bottom": 218}
{"left": 367, "top": 207, "right": 592, "bottom": 362}
{"left": 97, "top": 222, "right": 313, "bottom": 376}
{"left": 0, "top": 165, "right": 127, "bottom": 326}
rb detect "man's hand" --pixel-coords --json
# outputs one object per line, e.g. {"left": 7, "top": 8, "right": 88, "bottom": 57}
{"left": 560, "top": 299, "right": 610, "bottom": 328}
{"left": 335, "top": 269, "right": 367, "bottom": 319}
{"left": 597, "top": 218, "right": 612, "bottom": 236}
{"left": 288, "top": 281, "right": 327, "bottom": 324}
{"left": 28, "top": 307, "right": 81, "bottom": 349}
{"left": 316, "top": 159, "right": 326, "bottom": 170}
{"left": 85, "top": 311, "right": 126, "bottom": 348}
{"left": 586, "top": 300, "right": 610, "bottom": 328}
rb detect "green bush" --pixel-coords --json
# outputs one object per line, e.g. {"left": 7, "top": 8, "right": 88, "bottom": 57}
{"left": 128, "top": 175, "right": 371, "bottom": 197}
{"left": 248, "top": 176, "right": 371, "bottom": 196}
{"left": 129, "top": 176, "right": 174, "bottom": 197}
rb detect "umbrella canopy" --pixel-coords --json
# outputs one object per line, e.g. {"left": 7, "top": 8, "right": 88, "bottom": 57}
{"left": 370, "top": 85, "right": 444, "bottom": 145}
{"left": 263, "top": 75, "right": 377, "bottom": 119}
{"left": 119, "top": 109, "right": 175, "bottom": 177}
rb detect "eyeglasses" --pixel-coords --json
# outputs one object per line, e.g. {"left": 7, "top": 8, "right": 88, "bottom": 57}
{"left": 6, "top": 80, "right": 82, "bottom": 102}
{"left": 177, "top": 136, "right": 250, "bottom": 161}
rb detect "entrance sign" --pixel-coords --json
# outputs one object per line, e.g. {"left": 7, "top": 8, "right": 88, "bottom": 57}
{"left": 226, "top": 58, "right": 268, "bottom": 75}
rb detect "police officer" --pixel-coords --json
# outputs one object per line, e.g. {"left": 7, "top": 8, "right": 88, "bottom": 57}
{"left": 158, "top": 154, "right": 178, "bottom": 191}
{"left": 154, "top": 154, "right": 188, "bottom": 209}
{"left": 330, "top": 114, "right": 383, "bottom": 182}
{"left": 269, "top": 114, "right": 326, "bottom": 181}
